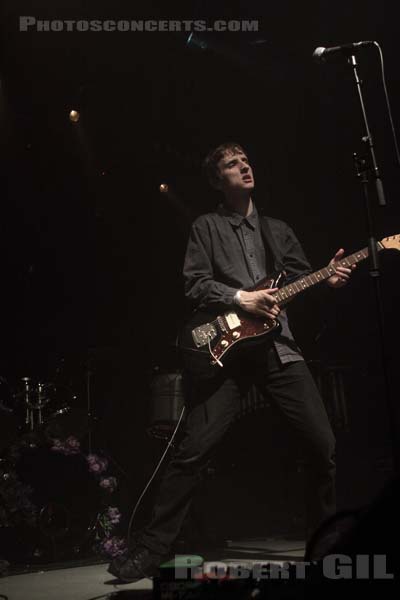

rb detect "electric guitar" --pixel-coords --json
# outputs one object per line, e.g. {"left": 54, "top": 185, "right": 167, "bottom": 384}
{"left": 179, "top": 234, "right": 400, "bottom": 377}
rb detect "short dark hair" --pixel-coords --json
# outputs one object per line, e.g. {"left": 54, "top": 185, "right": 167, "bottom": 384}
{"left": 202, "top": 142, "right": 247, "bottom": 188}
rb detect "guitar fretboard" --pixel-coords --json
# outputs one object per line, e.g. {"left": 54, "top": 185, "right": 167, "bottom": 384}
{"left": 274, "top": 244, "right": 382, "bottom": 306}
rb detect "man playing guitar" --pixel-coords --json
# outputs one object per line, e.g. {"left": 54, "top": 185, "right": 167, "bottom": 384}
{"left": 109, "top": 142, "right": 354, "bottom": 581}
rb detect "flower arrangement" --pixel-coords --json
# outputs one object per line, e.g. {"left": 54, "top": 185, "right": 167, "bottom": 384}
{"left": 51, "top": 436, "right": 81, "bottom": 456}
{"left": 50, "top": 436, "right": 127, "bottom": 558}
{"left": 0, "top": 436, "right": 127, "bottom": 559}
{"left": 94, "top": 506, "right": 127, "bottom": 558}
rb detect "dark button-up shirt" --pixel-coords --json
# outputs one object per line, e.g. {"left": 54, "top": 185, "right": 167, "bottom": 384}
{"left": 183, "top": 203, "right": 313, "bottom": 364}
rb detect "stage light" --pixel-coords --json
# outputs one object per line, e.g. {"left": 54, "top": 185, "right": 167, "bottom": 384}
{"left": 186, "top": 32, "right": 208, "bottom": 50}
{"left": 186, "top": 32, "right": 251, "bottom": 68}
{"left": 69, "top": 109, "right": 80, "bottom": 123}
{"left": 159, "top": 183, "right": 169, "bottom": 194}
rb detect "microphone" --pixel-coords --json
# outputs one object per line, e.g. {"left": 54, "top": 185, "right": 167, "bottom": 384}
{"left": 313, "top": 41, "right": 374, "bottom": 63}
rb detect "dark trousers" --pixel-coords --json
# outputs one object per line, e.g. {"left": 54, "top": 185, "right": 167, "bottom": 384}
{"left": 141, "top": 347, "right": 336, "bottom": 555}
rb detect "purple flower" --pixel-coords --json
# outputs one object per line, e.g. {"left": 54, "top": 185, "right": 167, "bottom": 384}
{"left": 51, "top": 436, "right": 80, "bottom": 456}
{"left": 99, "top": 476, "right": 117, "bottom": 492}
{"left": 98, "top": 536, "right": 127, "bottom": 558}
{"left": 86, "top": 454, "right": 108, "bottom": 474}
{"left": 65, "top": 436, "right": 80, "bottom": 454}
{"left": 107, "top": 506, "right": 121, "bottom": 525}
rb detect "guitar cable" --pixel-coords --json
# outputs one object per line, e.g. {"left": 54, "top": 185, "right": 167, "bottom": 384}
{"left": 126, "top": 403, "right": 186, "bottom": 549}
{"left": 373, "top": 41, "right": 400, "bottom": 168}
{"left": 207, "top": 332, "right": 223, "bottom": 368}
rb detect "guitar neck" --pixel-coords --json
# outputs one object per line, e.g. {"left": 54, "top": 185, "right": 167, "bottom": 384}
{"left": 274, "top": 242, "right": 384, "bottom": 306}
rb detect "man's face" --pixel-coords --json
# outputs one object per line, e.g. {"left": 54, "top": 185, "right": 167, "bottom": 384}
{"left": 215, "top": 151, "right": 254, "bottom": 193}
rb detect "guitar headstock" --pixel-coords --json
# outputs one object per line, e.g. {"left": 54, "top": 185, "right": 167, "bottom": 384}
{"left": 379, "top": 234, "right": 400, "bottom": 251}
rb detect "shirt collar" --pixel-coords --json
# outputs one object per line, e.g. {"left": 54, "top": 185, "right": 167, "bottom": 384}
{"left": 218, "top": 202, "right": 258, "bottom": 230}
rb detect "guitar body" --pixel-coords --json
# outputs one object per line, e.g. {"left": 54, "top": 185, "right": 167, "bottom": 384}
{"left": 178, "top": 234, "right": 400, "bottom": 378}
{"left": 179, "top": 275, "right": 282, "bottom": 378}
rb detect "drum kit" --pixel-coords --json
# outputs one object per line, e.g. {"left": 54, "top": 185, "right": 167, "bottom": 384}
{"left": 0, "top": 355, "right": 185, "bottom": 562}
{"left": 0, "top": 373, "right": 87, "bottom": 452}
{"left": 0, "top": 369, "right": 99, "bottom": 562}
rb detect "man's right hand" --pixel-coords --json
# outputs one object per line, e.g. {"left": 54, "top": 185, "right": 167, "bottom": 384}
{"left": 236, "top": 288, "right": 280, "bottom": 319}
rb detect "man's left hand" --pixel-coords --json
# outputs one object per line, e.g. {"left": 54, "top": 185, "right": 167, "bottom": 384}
{"left": 326, "top": 248, "right": 355, "bottom": 288}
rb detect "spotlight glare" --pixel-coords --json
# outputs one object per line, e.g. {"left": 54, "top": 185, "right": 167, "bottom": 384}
{"left": 69, "top": 109, "right": 80, "bottom": 123}
{"left": 159, "top": 183, "right": 169, "bottom": 194}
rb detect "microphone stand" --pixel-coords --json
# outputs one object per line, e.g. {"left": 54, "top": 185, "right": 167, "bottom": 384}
{"left": 86, "top": 356, "right": 95, "bottom": 455}
{"left": 349, "top": 54, "right": 399, "bottom": 475}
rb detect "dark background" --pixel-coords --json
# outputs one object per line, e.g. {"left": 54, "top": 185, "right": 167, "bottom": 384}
{"left": 1, "top": 0, "right": 399, "bottom": 541}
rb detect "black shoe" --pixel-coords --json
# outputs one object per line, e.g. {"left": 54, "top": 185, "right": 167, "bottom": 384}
{"left": 107, "top": 546, "right": 165, "bottom": 582}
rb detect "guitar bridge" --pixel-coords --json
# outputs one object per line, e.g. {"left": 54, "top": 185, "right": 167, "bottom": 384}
{"left": 192, "top": 323, "right": 218, "bottom": 348}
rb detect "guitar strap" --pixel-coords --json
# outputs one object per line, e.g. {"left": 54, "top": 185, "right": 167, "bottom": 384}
{"left": 259, "top": 216, "right": 284, "bottom": 274}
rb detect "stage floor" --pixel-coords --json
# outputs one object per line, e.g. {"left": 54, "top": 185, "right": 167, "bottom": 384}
{"left": 0, "top": 536, "right": 306, "bottom": 600}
